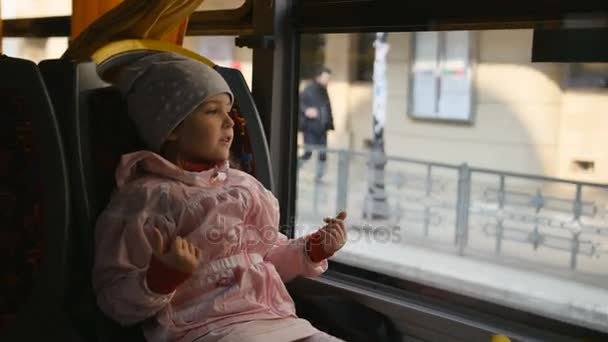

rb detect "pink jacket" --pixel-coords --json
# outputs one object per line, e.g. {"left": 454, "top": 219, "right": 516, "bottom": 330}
{"left": 92, "top": 151, "right": 328, "bottom": 341}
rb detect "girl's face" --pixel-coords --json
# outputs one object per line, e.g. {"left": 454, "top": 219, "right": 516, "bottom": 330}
{"left": 166, "top": 93, "right": 234, "bottom": 163}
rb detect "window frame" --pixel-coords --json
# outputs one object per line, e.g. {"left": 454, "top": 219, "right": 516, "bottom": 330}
{"left": 188, "top": 0, "right": 253, "bottom": 35}
{"left": 313, "top": 262, "right": 607, "bottom": 340}
{"left": 407, "top": 30, "right": 477, "bottom": 124}
{"left": 295, "top": 0, "right": 601, "bottom": 34}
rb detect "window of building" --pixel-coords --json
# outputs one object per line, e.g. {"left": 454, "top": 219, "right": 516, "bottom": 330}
{"left": 409, "top": 31, "right": 474, "bottom": 122}
{"left": 354, "top": 33, "right": 375, "bottom": 82}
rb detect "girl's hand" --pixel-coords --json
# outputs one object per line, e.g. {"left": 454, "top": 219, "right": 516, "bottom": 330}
{"left": 306, "top": 211, "right": 347, "bottom": 262}
{"left": 319, "top": 211, "right": 347, "bottom": 255}
{"left": 150, "top": 228, "right": 201, "bottom": 274}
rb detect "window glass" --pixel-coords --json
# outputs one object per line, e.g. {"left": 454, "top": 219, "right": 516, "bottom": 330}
{"left": 1, "top": 0, "right": 71, "bottom": 19}
{"left": 2, "top": 37, "right": 68, "bottom": 63}
{"left": 296, "top": 30, "right": 608, "bottom": 333}
{"left": 182, "top": 36, "right": 252, "bottom": 89}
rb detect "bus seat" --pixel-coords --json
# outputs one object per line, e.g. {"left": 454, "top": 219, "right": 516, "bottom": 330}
{"left": 40, "top": 59, "right": 144, "bottom": 268}
{"left": 0, "top": 55, "right": 77, "bottom": 340}
{"left": 38, "top": 55, "right": 274, "bottom": 341}
{"left": 214, "top": 65, "right": 274, "bottom": 192}
{"left": 40, "top": 58, "right": 146, "bottom": 342}
{"left": 40, "top": 57, "right": 270, "bottom": 271}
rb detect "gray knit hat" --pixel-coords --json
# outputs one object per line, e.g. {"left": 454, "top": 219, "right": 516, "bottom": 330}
{"left": 115, "top": 52, "right": 234, "bottom": 152}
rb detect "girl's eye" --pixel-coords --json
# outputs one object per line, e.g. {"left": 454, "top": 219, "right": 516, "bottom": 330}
{"left": 205, "top": 108, "right": 218, "bottom": 115}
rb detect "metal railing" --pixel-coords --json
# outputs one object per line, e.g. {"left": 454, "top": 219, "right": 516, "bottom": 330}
{"left": 296, "top": 145, "right": 608, "bottom": 272}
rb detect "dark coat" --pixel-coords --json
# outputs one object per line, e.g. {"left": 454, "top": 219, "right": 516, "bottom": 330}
{"left": 299, "top": 81, "right": 334, "bottom": 135}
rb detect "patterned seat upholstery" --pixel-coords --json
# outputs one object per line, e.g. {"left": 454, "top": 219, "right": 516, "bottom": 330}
{"left": 0, "top": 55, "right": 74, "bottom": 340}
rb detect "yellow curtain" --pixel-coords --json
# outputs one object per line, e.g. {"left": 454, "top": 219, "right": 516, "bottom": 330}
{"left": 71, "top": 0, "right": 123, "bottom": 40}
{"left": 65, "top": 0, "right": 204, "bottom": 61}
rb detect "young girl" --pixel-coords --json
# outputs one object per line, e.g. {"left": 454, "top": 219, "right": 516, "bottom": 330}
{"left": 92, "top": 52, "right": 347, "bottom": 342}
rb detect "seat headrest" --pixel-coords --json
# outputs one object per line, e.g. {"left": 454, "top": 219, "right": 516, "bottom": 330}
{"left": 86, "top": 86, "right": 145, "bottom": 215}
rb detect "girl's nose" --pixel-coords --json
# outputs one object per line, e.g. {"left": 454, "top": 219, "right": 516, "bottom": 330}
{"left": 223, "top": 112, "right": 234, "bottom": 128}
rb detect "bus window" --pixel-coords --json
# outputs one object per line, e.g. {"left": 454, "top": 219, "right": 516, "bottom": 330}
{"left": 1, "top": 1, "right": 70, "bottom": 61}
{"left": 295, "top": 30, "right": 608, "bottom": 334}
{"left": 1, "top": 37, "right": 68, "bottom": 63}
{"left": 182, "top": 36, "right": 252, "bottom": 89}
{"left": 0, "top": 0, "right": 71, "bottom": 19}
